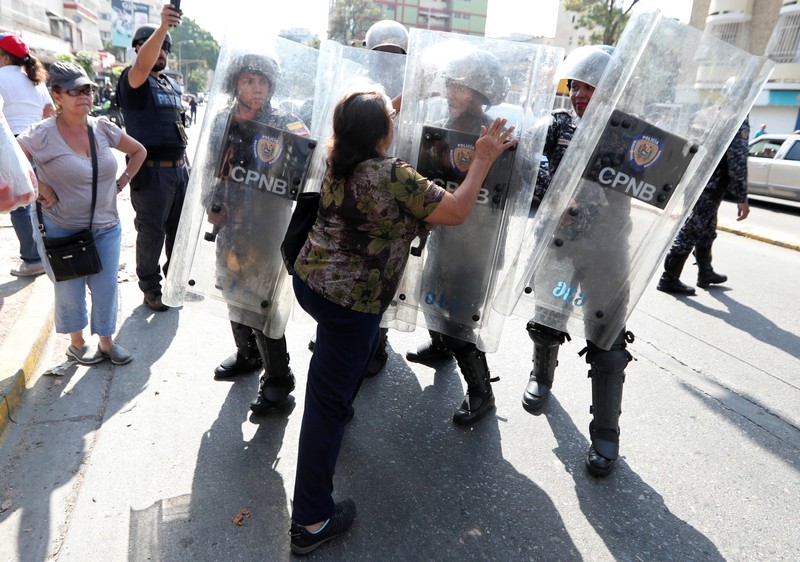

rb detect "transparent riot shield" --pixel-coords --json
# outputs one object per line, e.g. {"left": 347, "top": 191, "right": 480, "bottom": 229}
{"left": 392, "top": 29, "right": 562, "bottom": 352}
{"left": 163, "top": 34, "right": 324, "bottom": 339}
{"left": 494, "top": 9, "right": 774, "bottom": 350}
{"left": 306, "top": 40, "right": 422, "bottom": 331}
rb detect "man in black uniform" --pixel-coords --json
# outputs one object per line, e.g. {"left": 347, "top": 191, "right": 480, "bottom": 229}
{"left": 118, "top": 5, "right": 189, "bottom": 311}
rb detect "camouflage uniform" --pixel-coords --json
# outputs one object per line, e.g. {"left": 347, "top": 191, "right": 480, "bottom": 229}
{"left": 534, "top": 109, "right": 578, "bottom": 200}
{"left": 670, "top": 118, "right": 750, "bottom": 254}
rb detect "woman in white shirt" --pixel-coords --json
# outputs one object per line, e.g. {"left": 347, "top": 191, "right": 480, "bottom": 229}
{"left": 0, "top": 33, "right": 56, "bottom": 277}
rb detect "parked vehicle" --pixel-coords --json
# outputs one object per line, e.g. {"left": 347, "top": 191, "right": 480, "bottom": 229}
{"left": 747, "top": 133, "right": 800, "bottom": 202}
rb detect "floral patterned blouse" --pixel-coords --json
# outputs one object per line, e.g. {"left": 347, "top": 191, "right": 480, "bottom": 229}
{"left": 295, "top": 156, "right": 445, "bottom": 314}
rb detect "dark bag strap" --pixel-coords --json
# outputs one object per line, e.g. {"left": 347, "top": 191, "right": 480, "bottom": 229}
{"left": 37, "top": 123, "right": 98, "bottom": 237}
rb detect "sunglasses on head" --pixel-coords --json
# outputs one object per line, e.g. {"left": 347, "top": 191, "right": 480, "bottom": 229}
{"left": 63, "top": 86, "right": 95, "bottom": 97}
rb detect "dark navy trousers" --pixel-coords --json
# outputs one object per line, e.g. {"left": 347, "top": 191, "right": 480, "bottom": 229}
{"left": 291, "top": 276, "right": 381, "bottom": 525}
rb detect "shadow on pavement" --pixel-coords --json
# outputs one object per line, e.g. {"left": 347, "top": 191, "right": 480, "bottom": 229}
{"left": 333, "top": 357, "right": 580, "bottom": 560}
{"left": 129, "top": 378, "right": 295, "bottom": 560}
{"left": 543, "top": 396, "right": 725, "bottom": 561}
{"left": 679, "top": 287, "right": 800, "bottom": 360}
{"left": 0, "top": 300, "right": 179, "bottom": 561}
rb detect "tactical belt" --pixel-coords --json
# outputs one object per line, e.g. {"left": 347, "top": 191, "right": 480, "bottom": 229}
{"left": 144, "top": 159, "right": 184, "bottom": 168}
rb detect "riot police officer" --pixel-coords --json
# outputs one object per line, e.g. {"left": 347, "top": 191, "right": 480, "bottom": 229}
{"left": 521, "top": 45, "right": 634, "bottom": 477}
{"left": 207, "top": 53, "right": 311, "bottom": 414}
{"left": 364, "top": 19, "right": 408, "bottom": 55}
{"left": 406, "top": 48, "right": 509, "bottom": 426}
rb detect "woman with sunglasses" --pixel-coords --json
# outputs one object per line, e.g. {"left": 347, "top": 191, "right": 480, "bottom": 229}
{"left": 17, "top": 62, "right": 146, "bottom": 365}
{"left": 0, "top": 33, "right": 56, "bottom": 277}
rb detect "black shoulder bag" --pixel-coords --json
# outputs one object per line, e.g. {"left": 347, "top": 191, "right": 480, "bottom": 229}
{"left": 280, "top": 191, "right": 320, "bottom": 275}
{"left": 37, "top": 124, "right": 103, "bottom": 282}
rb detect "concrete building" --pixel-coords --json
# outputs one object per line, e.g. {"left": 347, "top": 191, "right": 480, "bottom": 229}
{"left": 552, "top": 1, "right": 597, "bottom": 58}
{"left": 690, "top": 0, "right": 800, "bottom": 135}
{"left": 375, "top": 0, "right": 488, "bottom": 36}
{"left": 0, "top": 0, "right": 103, "bottom": 62}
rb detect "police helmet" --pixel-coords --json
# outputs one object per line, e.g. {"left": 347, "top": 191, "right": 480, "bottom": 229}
{"left": 132, "top": 24, "right": 172, "bottom": 50}
{"left": 364, "top": 20, "right": 408, "bottom": 54}
{"left": 441, "top": 48, "right": 508, "bottom": 106}
{"left": 559, "top": 45, "right": 614, "bottom": 89}
{"left": 226, "top": 53, "right": 281, "bottom": 93}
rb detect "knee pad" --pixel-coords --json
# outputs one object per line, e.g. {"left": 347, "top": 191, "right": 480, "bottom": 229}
{"left": 525, "top": 321, "right": 568, "bottom": 347}
{"left": 584, "top": 331, "right": 634, "bottom": 374}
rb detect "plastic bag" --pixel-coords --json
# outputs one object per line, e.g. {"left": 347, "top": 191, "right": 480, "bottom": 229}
{"left": 0, "top": 97, "right": 38, "bottom": 213}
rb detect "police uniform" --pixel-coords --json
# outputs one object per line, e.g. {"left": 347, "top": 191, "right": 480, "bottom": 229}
{"left": 660, "top": 119, "right": 750, "bottom": 291}
{"left": 524, "top": 104, "right": 634, "bottom": 479}
{"left": 409, "top": 109, "right": 503, "bottom": 426}
{"left": 209, "top": 104, "right": 311, "bottom": 413}
{"left": 118, "top": 68, "right": 189, "bottom": 304}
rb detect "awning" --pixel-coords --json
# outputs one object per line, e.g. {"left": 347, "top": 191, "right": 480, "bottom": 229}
{"left": 15, "top": 29, "right": 71, "bottom": 63}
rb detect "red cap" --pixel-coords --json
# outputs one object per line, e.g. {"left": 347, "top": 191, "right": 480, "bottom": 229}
{"left": 0, "top": 34, "right": 29, "bottom": 59}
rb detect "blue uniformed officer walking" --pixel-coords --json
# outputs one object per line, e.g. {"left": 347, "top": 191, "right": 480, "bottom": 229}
{"left": 657, "top": 118, "right": 751, "bottom": 295}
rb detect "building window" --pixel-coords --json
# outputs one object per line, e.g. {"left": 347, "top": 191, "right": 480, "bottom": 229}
{"left": 766, "top": 11, "right": 800, "bottom": 63}
{"left": 707, "top": 21, "right": 750, "bottom": 50}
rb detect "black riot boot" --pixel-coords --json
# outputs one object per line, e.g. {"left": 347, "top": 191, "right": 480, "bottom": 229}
{"left": 250, "top": 334, "right": 296, "bottom": 414}
{"left": 657, "top": 251, "right": 696, "bottom": 295}
{"left": 366, "top": 328, "right": 389, "bottom": 377}
{"left": 214, "top": 321, "right": 263, "bottom": 379}
{"left": 584, "top": 329, "right": 633, "bottom": 478}
{"left": 406, "top": 330, "right": 454, "bottom": 364}
{"left": 694, "top": 246, "right": 727, "bottom": 288}
{"left": 522, "top": 322, "right": 568, "bottom": 414}
{"left": 452, "top": 345, "right": 496, "bottom": 426}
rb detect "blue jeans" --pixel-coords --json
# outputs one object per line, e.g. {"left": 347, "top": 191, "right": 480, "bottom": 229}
{"left": 291, "top": 276, "right": 381, "bottom": 525}
{"left": 10, "top": 204, "right": 41, "bottom": 263}
{"left": 34, "top": 214, "right": 122, "bottom": 336}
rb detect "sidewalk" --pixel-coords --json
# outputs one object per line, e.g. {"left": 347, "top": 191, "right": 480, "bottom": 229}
{"left": 1, "top": 205, "right": 798, "bottom": 443}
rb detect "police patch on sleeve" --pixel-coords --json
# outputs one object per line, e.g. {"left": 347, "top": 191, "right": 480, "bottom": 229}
{"left": 582, "top": 110, "right": 697, "bottom": 210}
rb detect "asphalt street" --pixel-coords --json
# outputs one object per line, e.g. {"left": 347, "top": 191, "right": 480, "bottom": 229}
{"left": 0, "top": 106, "right": 798, "bottom": 560}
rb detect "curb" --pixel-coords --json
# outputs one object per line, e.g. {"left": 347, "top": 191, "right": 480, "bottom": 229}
{"left": 0, "top": 278, "right": 54, "bottom": 442}
{"left": 718, "top": 222, "right": 800, "bottom": 252}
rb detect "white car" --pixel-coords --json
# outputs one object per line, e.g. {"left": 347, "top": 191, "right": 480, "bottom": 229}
{"left": 747, "top": 133, "right": 800, "bottom": 202}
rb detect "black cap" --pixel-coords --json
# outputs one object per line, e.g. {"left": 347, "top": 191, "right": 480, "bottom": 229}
{"left": 48, "top": 61, "right": 95, "bottom": 91}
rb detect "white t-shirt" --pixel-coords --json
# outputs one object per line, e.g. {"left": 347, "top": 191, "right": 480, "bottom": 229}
{"left": 18, "top": 116, "right": 123, "bottom": 230}
{"left": 0, "top": 65, "right": 53, "bottom": 135}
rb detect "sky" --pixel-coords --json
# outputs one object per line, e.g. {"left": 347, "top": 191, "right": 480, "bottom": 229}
{"left": 188, "top": 0, "right": 694, "bottom": 44}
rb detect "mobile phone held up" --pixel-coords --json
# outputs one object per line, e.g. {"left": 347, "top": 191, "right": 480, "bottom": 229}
{"left": 169, "top": 1, "right": 182, "bottom": 27}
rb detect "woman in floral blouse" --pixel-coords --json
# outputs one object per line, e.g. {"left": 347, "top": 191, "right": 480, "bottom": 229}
{"left": 287, "top": 89, "right": 516, "bottom": 555}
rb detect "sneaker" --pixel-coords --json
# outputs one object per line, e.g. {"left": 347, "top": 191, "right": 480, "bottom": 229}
{"left": 289, "top": 499, "right": 356, "bottom": 555}
{"left": 10, "top": 261, "right": 45, "bottom": 277}
{"left": 66, "top": 344, "right": 105, "bottom": 365}
{"left": 143, "top": 292, "right": 169, "bottom": 312}
{"left": 100, "top": 343, "right": 133, "bottom": 365}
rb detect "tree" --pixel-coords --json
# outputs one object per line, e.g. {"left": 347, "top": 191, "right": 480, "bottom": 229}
{"left": 328, "top": 0, "right": 385, "bottom": 45}
{"left": 169, "top": 17, "right": 220, "bottom": 71}
{"left": 563, "top": 0, "right": 642, "bottom": 46}
{"left": 186, "top": 67, "right": 208, "bottom": 96}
